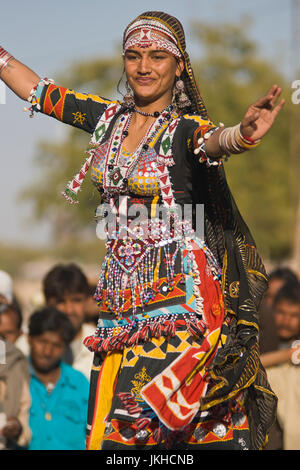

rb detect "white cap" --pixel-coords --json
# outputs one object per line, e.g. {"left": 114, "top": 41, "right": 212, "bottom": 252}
{"left": 0, "top": 270, "right": 13, "bottom": 303}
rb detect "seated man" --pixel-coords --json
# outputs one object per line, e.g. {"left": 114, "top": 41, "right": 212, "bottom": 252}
{"left": 0, "top": 303, "right": 29, "bottom": 356}
{"left": 42, "top": 264, "right": 95, "bottom": 380}
{"left": 0, "top": 321, "right": 31, "bottom": 449}
{"left": 264, "top": 282, "right": 300, "bottom": 450}
{"left": 27, "top": 307, "right": 89, "bottom": 450}
{"left": 0, "top": 270, "right": 13, "bottom": 306}
{"left": 259, "top": 267, "right": 298, "bottom": 354}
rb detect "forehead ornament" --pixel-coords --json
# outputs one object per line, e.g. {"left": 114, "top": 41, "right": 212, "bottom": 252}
{"left": 123, "top": 19, "right": 182, "bottom": 59}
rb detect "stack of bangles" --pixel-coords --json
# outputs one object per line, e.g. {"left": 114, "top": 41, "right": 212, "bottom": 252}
{"left": 0, "top": 47, "right": 14, "bottom": 77}
{"left": 218, "top": 123, "right": 261, "bottom": 157}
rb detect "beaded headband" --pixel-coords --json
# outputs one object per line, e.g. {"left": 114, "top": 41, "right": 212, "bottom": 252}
{"left": 123, "top": 19, "right": 182, "bottom": 59}
{"left": 124, "top": 12, "right": 209, "bottom": 119}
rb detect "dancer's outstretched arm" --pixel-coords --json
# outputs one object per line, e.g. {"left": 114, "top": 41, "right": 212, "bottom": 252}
{"left": 0, "top": 47, "right": 40, "bottom": 100}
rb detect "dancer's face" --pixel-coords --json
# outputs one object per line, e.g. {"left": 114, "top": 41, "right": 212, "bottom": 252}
{"left": 124, "top": 42, "right": 183, "bottom": 107}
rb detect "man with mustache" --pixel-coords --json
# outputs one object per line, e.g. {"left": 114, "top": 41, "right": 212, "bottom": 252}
{"left": 27, "top": 307, "right": 89, "bottom": 450}
{"left": 266, "top": 282, "right": 300, "bottom": 450}
{"left": 43, "top": 264, "right": 95, "bottom": 381}
{"left": 273, "top": 283, "right": 300, "bottom": 348}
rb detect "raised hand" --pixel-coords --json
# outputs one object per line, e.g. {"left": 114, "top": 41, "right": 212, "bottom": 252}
{"left": 240, "top": 85, "right": 285, "bottom": 141}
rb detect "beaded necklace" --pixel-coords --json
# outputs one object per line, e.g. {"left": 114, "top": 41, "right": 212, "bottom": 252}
{"left": 103, "top": 104, "right": 175, "bottom": 194}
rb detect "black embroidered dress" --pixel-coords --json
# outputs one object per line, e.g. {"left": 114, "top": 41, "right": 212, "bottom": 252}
{"left": 34, "top": 82, "right": 276, "bottom": 450}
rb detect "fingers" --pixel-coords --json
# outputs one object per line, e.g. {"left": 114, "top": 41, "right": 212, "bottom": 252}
{"left": 272, "top": 98, "right": 285, "bottom": 118}
{"left": 254, "top": 85, "right": 283, "bottom": 109}
{"left": 269, "top": 85, "right": 283, "bottom": 106}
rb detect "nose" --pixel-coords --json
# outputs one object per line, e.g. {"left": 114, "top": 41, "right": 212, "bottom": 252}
{"left": 278, "top": 314, "right": 292, "bottom": 330}
{"left": 59, "top": 300, "right": 73, "bottom": 315}
{"left": 138, "top": 55, "right": 151, "bottom": 74}
{"left": 43, "top": 342, "right": 54, "bottom": 357}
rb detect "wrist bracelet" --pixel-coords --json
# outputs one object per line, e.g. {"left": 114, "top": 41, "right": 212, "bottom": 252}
{"left": 0, "top": 47, "right": 14, "bottom": 76}
{"left": 218, "top": 123, "right": 261, "bottom": 158}
{"left": 23, "top": 77, "right": 55, "bottom": 117}
{"left": 240, "top": 132, "right": 259, "bottom": 145}
{"left": 291, "top": 340, "right": 300, "bottom": 365}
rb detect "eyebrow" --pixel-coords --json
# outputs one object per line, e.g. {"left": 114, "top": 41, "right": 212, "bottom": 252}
{"left": 124, "top": 49, "right": 169, "bottom": 55}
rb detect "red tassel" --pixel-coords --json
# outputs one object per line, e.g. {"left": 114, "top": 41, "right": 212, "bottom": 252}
{"left": 83, "top": 336, "right": 94, "bottom": 348}
{"left": 101, "top": 338, "right": 111, "bottom": 351}
{"left": 197, "top": 320, "right": 206, "bottom": 334}
{"left": 153, "top": 427, "right": 163, "bottom": 444}
{"left": 122, "top": 397, "right": 137, "bottom": 406}
{"left": 152, "top": 323, "right": 161, "bottom": 338}
{"left": 118, "top": 330, "right": 130, "bottom": 343}
{"left": 187, "top": 321, "right": 199, "bottom": 336}
{"left": 169, "top": 321, "right": 176, "bottom": 336}
{"left": 136, "top": 417, "right": 151, "bottom": 430}
{"left": 128, "top": 331, "right": 140, "bottom": 346}
{"left": 118, "top": 392, "right": 134, "bottom": 401}
{"left": 139, "top": 325, "right": 149, "bottom": 342}
{"left": 127, "top": 405, "right": 143, "bottom": 415}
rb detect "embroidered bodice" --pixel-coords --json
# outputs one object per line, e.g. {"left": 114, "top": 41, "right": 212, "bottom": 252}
{"left": 91, "top": 145, "right": 160, "bottom": 196}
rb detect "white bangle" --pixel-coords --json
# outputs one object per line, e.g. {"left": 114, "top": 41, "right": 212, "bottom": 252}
{"left": 0, "top": 47, "right": 14, "bottom": 76}
{"left": 291, "top": 340, "right": 300, "bottom": 365}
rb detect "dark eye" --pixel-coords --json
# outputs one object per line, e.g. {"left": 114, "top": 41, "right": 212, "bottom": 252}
{"left": 126, "top": 54, "right": 138, "bottom": 61}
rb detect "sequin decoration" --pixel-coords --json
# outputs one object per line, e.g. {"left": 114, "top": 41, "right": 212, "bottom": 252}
{"left": 136, "top": 429, "right": 150, "bottom": 441}
{"left": 91, "top": 146, "right": 160, "bottom": 196}
{"left": 104, "top": 422, "right": 114, "bottom": 436}
{"left": 212, "top": 423, "right": 227, "bottom": 438}
{"left": 120, "top": 427, "right": 136, "bottom": 441}
{"left": 193, "top": 427, "right": 209, "bottom": 442}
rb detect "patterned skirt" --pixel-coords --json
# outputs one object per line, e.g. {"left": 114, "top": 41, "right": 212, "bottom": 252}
{"left": 84, "top": 237, "right": 250, "bottom": 450}
{"left": 86, "top": 339, "right": 250, "bottom": 450}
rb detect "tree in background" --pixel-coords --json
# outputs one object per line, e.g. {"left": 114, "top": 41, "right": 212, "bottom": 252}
{"left": 20, "top": 20, "right": 294, "bottom": 264}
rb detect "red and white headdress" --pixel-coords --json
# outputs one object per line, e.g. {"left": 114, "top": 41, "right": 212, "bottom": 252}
{"left": 123, "top": 19, "right": 182, "bottom": 59}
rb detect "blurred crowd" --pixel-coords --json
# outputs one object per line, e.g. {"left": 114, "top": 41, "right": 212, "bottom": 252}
{"left": 0, "top": 264, "right": 98, "bottom": 450}
{"left": 0, "top": 263, "right": 300, "bottom": 450}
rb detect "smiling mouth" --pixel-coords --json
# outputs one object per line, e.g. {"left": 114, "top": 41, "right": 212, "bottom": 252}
{"left": 135, "top": 77, "right": 155, "bottom": 85}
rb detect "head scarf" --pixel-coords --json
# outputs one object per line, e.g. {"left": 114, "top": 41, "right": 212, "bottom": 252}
{"left": 123, "top": 11, "right": 209, "bottom": 119}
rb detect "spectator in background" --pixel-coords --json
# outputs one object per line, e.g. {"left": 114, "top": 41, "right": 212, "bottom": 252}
{"left": 0, "top": 304, "right": 29, "bottom": 357}
{"left": 0, "top": 317, "right": 31, "bottom": 449}
{"left": 261, "top": 281, "right": 300, "bottom": 366}
{"left": 43, "top": 264, "right": 95, "bottom": 380}
{"left": 264, "top": 282, "right": 300, "bottom": 450}
{"left": 273, "top": 282, "right": 300, "bottom": 349}
{"left": 259, "top": 267, "right": 299, "bottom": 354}
{"left": 260, "top": 276, "right": 300, "bottom": 451}
{"left": 0, "top": 270, "right": 13, "bottom": 307}
{"left": 84, "top": 284, "right": 99, "bottom": 327}
{"left": 265, "top": 268, "right": 299, "bottom": 309}
{"left": 27, "top": 307, "right": 89, "bottom": 450}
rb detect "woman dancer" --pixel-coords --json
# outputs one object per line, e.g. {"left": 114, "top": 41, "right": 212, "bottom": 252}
{"left": 0, "top": 11, "right": 284, "bottom": 450}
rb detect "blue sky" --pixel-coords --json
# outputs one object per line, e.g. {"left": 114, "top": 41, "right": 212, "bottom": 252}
{"left": 0, "top": 0, "right": 295, "bottom": 247}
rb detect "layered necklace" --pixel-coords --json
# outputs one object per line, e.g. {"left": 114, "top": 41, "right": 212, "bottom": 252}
{"left": 103, "top": 104, "right": 175, "bottom": 194}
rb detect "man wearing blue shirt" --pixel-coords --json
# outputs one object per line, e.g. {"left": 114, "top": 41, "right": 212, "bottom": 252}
{"left": 27, "top": 307, "right": 90, "bottom": 450}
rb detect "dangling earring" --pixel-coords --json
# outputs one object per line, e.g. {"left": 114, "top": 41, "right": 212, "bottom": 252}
{"left": 123, "top": 80, "right": 135, "bottom": 108}
{"left": 174, "top": 78, "right": 191, "bottom": 109}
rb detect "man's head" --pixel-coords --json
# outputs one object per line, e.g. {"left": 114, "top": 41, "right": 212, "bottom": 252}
{"left": 0, "top": 303, "right": 22, "bottom": 343}
{"left": 28, "top": 307, "right": 75, "bottom": 374}
{"left": 43, "top": 264, "right": 89, "bottom": 335}
{"left": 0, "top": 270, "right": 13, "bottom": 305}
{"left": 273, "top": 282, "right": 300, "bottom": 343}
{"left": 265, "top": 267, "right": 298, "bottom": 308}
